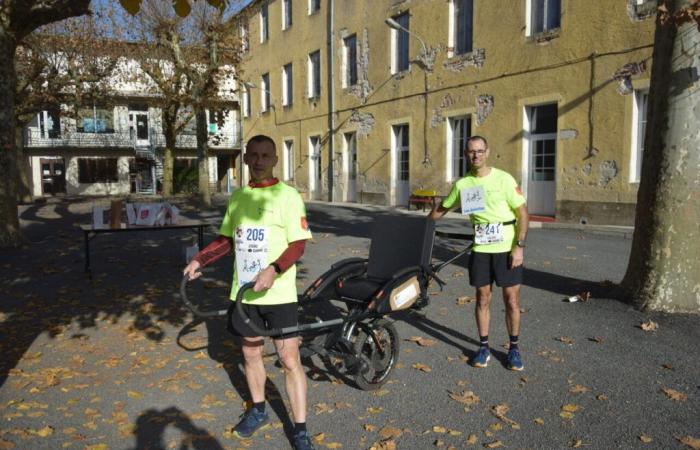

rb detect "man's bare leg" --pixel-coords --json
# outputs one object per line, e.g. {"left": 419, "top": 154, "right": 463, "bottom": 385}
{"left": 274, "top": 337, "right": 307, "bottom": 424}
{"left": 242, "top": 337, "right": 267, "bottom": 402}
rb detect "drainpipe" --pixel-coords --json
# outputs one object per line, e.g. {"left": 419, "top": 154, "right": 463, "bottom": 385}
{"left": 238, "top": 105, "right": 244, "bottom": 189}
{"left": 326, "top": 0, "right": 335, "bottom": 202}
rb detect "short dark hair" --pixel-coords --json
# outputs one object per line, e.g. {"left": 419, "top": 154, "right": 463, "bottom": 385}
{"left": 466, "top": 135, "right": 488, "bottom": 149}
{"left": 246, "top": 134, "right": 276, "bottom": 153}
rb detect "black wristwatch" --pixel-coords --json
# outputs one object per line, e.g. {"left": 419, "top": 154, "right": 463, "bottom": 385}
{"left": 271, "top": 262, "right": 282, "bottom": 274}
{"left": 516, "top": 240, "right": 526, "bottom": 248}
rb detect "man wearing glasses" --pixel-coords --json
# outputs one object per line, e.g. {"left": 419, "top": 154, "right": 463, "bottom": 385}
{"left": 429, "top": 135, "right": 529, "bottom": 371}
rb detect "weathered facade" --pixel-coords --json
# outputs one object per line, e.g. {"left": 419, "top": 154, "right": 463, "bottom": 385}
{"left": 236, "top": 0, "right": 656, "bottom": 224}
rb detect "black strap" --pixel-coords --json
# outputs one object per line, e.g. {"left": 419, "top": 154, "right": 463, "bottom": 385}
{"left": 473, "top": 219, "right": 516, "bottom": 227}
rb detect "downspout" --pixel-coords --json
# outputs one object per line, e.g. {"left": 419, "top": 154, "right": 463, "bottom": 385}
{"left": 326, "top": 0, "right": 335, "bottom": 201}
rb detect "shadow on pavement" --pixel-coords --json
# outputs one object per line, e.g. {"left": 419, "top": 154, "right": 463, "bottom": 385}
{"left": 131, "top": 406, "right": 225, "bottom": 450}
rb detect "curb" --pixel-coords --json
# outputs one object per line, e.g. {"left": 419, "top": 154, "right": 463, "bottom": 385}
{"left": 305, "top": 199, "right": 635, "bottom": 239}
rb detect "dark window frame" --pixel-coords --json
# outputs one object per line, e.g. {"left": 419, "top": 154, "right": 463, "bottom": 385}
{"left": 455, "top": 0, "right": 473, "bottom": 55}
{"left": 78, "top": 158, "right": 119, "bottom": 183}
{"left": 394, "top": 12, "right": 410, "bottom": 73}
{"left": 283, "top": 0, "right": 293, "bottom": 29}
{"left": 344, "top": 34, "right": 358, "bottom": 86}
{"left": 309, "top": 50, "right": 321, "bottom": 98}
{"left": 283, "top": 63, "right": 294, "bottom": 106}
{"left": 531, "top": 0, "right": 561, "bottom": 35}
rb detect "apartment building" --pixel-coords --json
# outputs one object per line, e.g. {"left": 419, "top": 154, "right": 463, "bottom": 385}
{"left": 235, "top": 0, "right": 656, "bottom": 225}
{"left": 24, "top": 60, "right": 242, "bottom": 198}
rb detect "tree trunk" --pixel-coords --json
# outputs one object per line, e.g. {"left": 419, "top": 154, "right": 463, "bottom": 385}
{"left": 0, "top": 32, "right": 22, "bottom": 247}
{"left": 14, "top": 125, "right": 32, "bottom": 203}
{"left": 618, "top": 0, "right": 700, "bottom": 312}
{"left": 196, "top": 109, "right": 211, "bottom": 206}
{"left": 161, "top": 120, "right": 176, "bottom": 197}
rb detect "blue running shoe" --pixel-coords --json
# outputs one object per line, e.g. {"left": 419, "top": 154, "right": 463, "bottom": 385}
{"left": 233, "top": 407, "right": 270, "bottom": 439}
{"left": 293, "top": 430, "right": 316, "bottom": 450}
{"left": 472, "top": 347, "right": 491, "bottom": 368}
{"left": 507, "top": 348, "right": 524, "bottom": 371}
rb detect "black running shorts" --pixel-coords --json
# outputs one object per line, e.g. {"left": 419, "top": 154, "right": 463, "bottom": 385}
{"left": 227, "top": 302, "right": 299, "bottom": 339}
{"left": 468, "top": 251, "right": 523, "bottom": 288}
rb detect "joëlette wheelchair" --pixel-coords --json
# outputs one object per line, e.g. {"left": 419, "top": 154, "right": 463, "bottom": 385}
{"left": 180, "top": 215, "right": 472, "bottom": 391}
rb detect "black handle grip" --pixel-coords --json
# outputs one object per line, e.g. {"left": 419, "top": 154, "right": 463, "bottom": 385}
{"left": 234, "top": 282, "right": 283, "bottom": 336}
{"left": 180, "top": 273, "right": 229, "bottom": 318}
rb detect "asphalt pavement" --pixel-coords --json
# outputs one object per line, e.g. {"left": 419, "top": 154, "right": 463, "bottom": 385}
{"left": 0, "top": 196, "right": 698, "bottom": 450}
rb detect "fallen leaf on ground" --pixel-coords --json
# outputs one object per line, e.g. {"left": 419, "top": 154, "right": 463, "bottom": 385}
{"left": 456, "top": 296, "right": 475, "bottom": 305}
{"left": 661, "top": 363, "right": 674, "bottom": 370}
{"left": 369, "top": 440, "right": 396, "bottom": 450}
{"left": 448, "top": 390, "right": 480, "bottom": 405}
{"left": 465, "top": 434, "right": 478, "bottom": 445}
{"left": 596, "top": 394, "right": 608, "bottom": 401}
{"left": 639, "top": 320, "right": 659, "bottom": 332}
{"left": 484, "top": 441, "right": 503, "bottom": 449}
{"left": 678, "top": 436, "right": 700, "bottom": 449}
{"left": 433, "top": 426, "right": 447, "bottom": 433}
{"left": 662, "top": 388, "right": 687, "bottom": 401}
{"left": 28, "top": 426, "right": 54, "bottom": 437}
{"left": 367, "top": 407, "right": 383, "bottom": 414}
{"left": 364, "top": 424, "right": 377, "bottom": 432}
{"left": 556, "top": 336, "right": 574, "bottom": 345}
{"left": 571, "top": 439, "right": 583, "bottom": 448}
{"left": 490, "top": 403, "right": 519, "bottom": 428}
{"left": 588, "top": 336, "right": 604, "bottom": 343}
{"left": 412, "top": 363, "right": 432, "bottom": 372}
{"left": 569, "top": 384, "right": 590, "bottom": 394}
{"left": 379, "top": 427, "right": 403, "bottom": 439}
{"left": 434, "top": 439, "right": 444, "bottom": 447}
{"left": 639, "top": 434, "right": 653, "bottom": 443}
{"left": 406, "top": 336, "right": 437, "bottom": 347}
{"left": 534, "top": 418, "right": 544, "bottom": 425}
{"left": 314, "top": 403, "right": 333, "bottom": 414}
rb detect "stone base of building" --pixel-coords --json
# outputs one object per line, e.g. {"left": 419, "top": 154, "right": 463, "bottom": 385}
{"left": 556, "top": 200, "right": 637, "bottom": 226}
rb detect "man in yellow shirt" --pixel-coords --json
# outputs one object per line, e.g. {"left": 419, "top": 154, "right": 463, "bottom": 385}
{"left": 430, "top": 136, "right": 529, "bottom": 371}
{"left": 183, "top": 135, "right": 315, "bottom": 450}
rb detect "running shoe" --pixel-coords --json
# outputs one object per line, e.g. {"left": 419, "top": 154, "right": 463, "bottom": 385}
{"left": 472, "top": 346, "right": 491, "bottom": 368}
{"left": 292, "top": 430, "right": 316, "bottom": 450}
{"left": 232, "top": 407, "right": 269, "bottom": 439}
{"left": 507, "top": 348, "right": 524, "bottom": 371}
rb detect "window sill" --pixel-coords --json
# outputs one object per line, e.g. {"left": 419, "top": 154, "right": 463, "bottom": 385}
{"left": 391, "top": 69, "right": 410, "bottom": 79}
{"left": 308, "top": 96, "right": 321, "bottom": 103}
{"left": 529, "top": 28, "right": 561, "bottom": 43}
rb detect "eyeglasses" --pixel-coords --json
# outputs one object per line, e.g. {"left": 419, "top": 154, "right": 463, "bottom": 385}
{"left": 466, "top": 149, "right": 487, "bottom": 156}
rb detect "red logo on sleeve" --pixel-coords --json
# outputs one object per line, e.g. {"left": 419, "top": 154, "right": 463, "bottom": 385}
{"left": 301, "top": 217, "right": 309, "bottom": 230}
{"left": 515, "top": 186, "right": 523, "bottom": 195}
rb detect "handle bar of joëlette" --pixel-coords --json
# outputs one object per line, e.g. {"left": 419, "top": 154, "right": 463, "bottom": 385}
{"left": 429, "top": 230, "right": 474, "bottom": 288}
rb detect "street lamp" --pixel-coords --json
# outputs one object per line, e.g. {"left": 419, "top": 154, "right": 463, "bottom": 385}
{"left": 384, "top": 18, "right": 428, "bottom": 59}
{"left": 384, "top": 18, "right": 432, "bottom": 166}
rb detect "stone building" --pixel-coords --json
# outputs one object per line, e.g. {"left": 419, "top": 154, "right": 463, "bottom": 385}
{"left": 235, "top": 0, "right": 656, "bottom": 224}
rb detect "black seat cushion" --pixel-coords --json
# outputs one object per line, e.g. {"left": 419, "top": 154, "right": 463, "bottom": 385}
{"left": 336, "top": 276, "right": 383, "bottom": 301}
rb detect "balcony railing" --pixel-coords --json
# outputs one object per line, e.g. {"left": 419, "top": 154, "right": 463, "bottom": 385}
{"left": 23, "top": 129, "right": 241, "bottom": 150}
